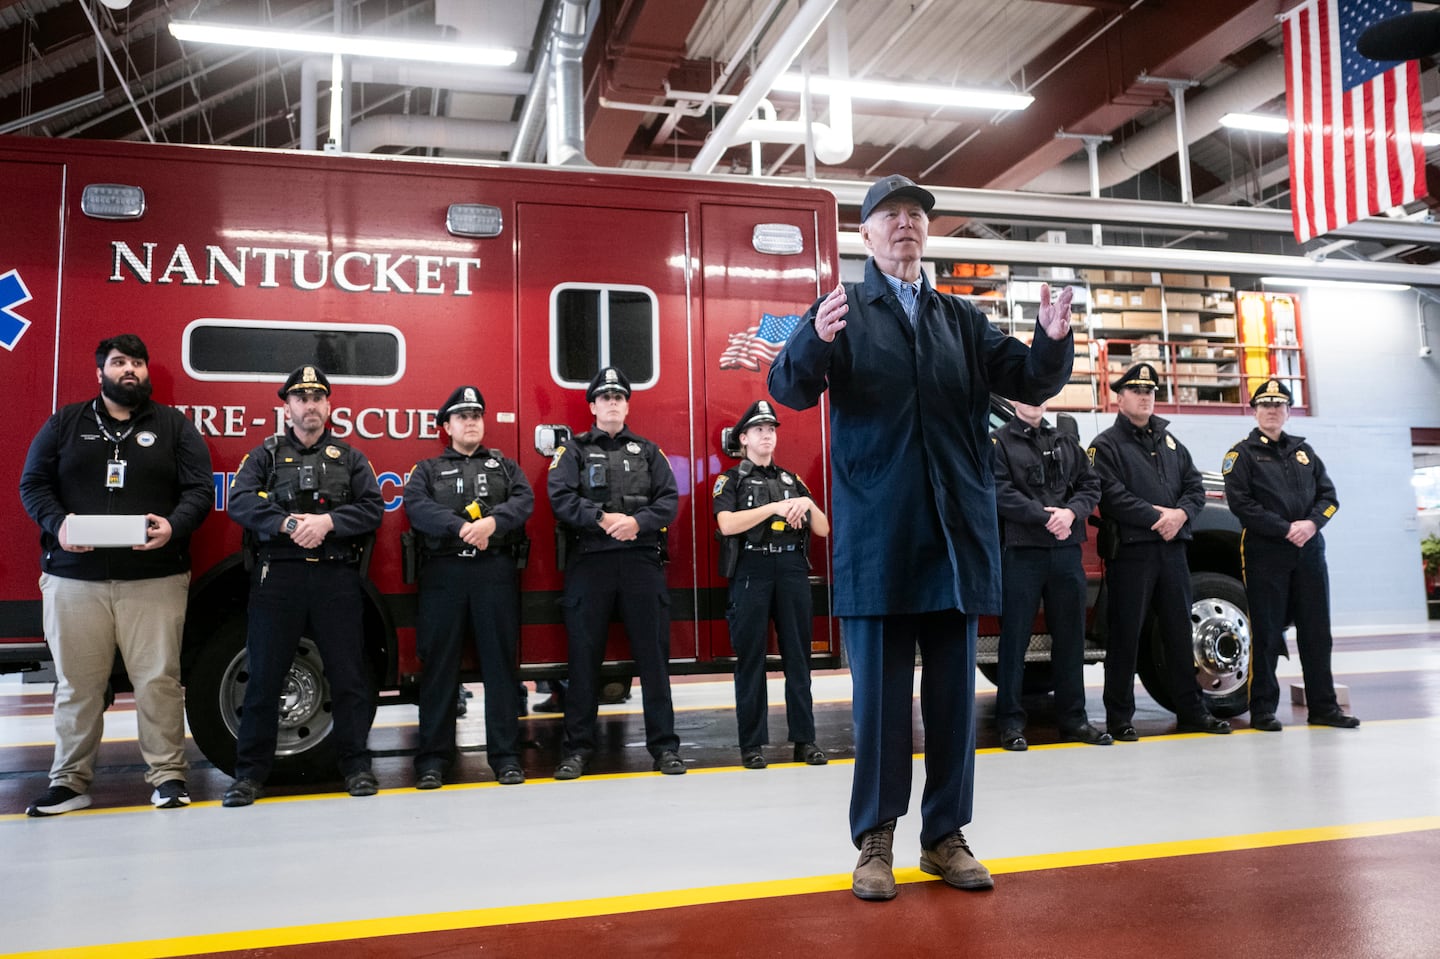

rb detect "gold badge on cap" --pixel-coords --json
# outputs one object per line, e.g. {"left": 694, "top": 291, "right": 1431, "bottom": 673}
{"left": 304, "top": 366, "right": 316, "bottom": 381}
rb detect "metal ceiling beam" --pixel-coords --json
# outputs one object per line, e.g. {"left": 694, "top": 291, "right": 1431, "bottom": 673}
{"left": 581, "top": 0, "right": 707, "bottom": 166}
{"left": 926, "top": 0, "right": 1281, "bottom": 191}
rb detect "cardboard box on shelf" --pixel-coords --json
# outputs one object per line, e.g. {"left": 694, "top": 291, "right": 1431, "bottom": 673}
{"left": 1140, "top": 287, "right": 1162, "bottom": 308}
{"left": 1132, "top": 341, "right": 1163, "bottom": 360}
{"left": 1206, "top": 274, "right": 1231, "bottom": 288}
{"left": 1050, "top": 382, "right": 1096, "bottom": 408}
{"left": 1080, "top": 268, "right": 1106, "bottom": 283}
{"left": 1108, "top": 269, "right": 1133, "bottom": 283}
{"left": 1121, "top": 311, "right": 1161, "bottom": 330}
{"left": 1169, "top": 311, "right": 1201, "bottom": 334}
{"left": 1092, "top": 312, "right": 1123, "bottom": 329}
{"left": 1201, "top": 317, "right": 1237, "bottom": 336}
{"left": 1161, "top": 272, "right": 1206, "bottom": 287}
{"left": 1176, "top": 386, "right": 1199, "bottom": 403}
{"left": 1164, "top": 291, "right": 1204, "bottom": 310}
{"left": 1093, "top": 288, "right": 1116, "bottom": 307}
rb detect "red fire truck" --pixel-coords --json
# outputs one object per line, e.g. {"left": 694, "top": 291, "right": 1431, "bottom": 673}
{"left": 0, "top": 135, "right": 841, "bottom": 780}
{"left": 1, "top": 135, "right": 1252, "bottom": 781}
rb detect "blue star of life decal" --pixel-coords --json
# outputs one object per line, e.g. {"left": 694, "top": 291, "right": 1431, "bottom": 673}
{"left": 0, "top": 269, "right": 34, "bottom": 351}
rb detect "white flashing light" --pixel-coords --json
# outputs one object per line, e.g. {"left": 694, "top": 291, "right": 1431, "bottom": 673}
{"left": 169, "top": 21, "right": 518, "bottom": 67}
{"left": 1260, "top": 276, "right": 1411, "bottom": 292}
{"left": 81, "top": 184, "right": 145, "bottom": 220}
{"left": 772, "top": 74, "right": 1033, "bottom": 112}
{"left": 752, "top": 223, "right": 805, "bottom": 255}
{"left": 446, "top": 204, "right": 504, "bottom": 238}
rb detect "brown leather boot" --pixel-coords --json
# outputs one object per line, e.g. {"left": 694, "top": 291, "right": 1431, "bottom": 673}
{"left": 920, "top": 829, "right": 993, "bottom": 890}
{"left": 852, "top": 821, "right": 898, "bottom": 901}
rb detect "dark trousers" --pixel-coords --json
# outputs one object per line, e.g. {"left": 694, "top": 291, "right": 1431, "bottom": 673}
{"left": 414, "top": 553, "right": 521, "bottom": 772}
{"left": 843, "top": 610, "right": 975, "bottom": 851}
{"left": 995, "top": 545, "right": 1089, "bottom": 731}
{"left": 727, "top": 549, "right": 816, "bottom": 749}
{"left": 1244, "top": 535, "right": 1339, "bottom": 717}
{"left": 236, "top": 560, "right": 375, "bottom": 782}
{"left": 1103, "top": 541, "right": 1207, "bottom": 725}
{"left": 560, "top": 549, "right": 678, "bottom": 759}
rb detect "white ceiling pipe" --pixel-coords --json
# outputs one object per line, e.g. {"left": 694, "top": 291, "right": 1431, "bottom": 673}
{"left": 1024, "top": 53, "right": 1287, "bottom": 194}
{"left": 299, "top": 57, "right": 532, "bottom": 150}
{"left": 691, "top": 0, "right": 840, "bottom": 174}
{"left": 348, "top": 116, "right": 518, "bottom": 154}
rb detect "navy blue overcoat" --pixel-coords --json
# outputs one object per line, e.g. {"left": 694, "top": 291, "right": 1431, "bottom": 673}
{"left": 768, "top": 259, "right": 1072, "bottom": 617}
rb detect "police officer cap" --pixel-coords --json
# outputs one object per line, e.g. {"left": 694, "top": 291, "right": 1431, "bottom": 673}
{"left": 586, "top": 366, "right": 632, "bottom": 402}
{"left": 1111, "top": 362, "right": 1159, "bottom": 392}
{"left": 860, "top": 173, "right": 936, "bottom": 222}
{"left": 1249, "top": 379, "right": 1293, "bottom": 406}
{"left": 278, "top": 364, "right": 330, "bottom": 399}
{"left": 735, "top": 399, "right": 780, "bottom": 434}
{"left": 439, "top": 385, "right": 486, "bottom": 420}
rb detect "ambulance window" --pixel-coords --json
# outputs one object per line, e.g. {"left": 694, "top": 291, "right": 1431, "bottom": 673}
{"left": 183, "top": 320, "right": 404, "bottom": 385}
{"left": 552, "top": 284, "right": 658, "bottom": 391}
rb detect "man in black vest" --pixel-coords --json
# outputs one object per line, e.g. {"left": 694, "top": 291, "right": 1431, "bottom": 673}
{"left": 223, "top": 365, "right": 384, "bottom": 806}
{"left": 713, "top": 399, "right": 831, "bottom": 769}
{"left": 20, "top": 333, "right": 213, "bottom": 815}
{"left": 1223, "top": 379, "right": 1358, "bottom": 731}
{"left": 546, "top": 366, "right": 683, "bottom": 779}
{"left": 991, "top": 399, "right": 1109, "bottom": 751}
{"left": 404, "top": 385, "right": 534, "bottom": 788}
{"left": 1088, "top": 363, "right": 1229, "bottom": 740}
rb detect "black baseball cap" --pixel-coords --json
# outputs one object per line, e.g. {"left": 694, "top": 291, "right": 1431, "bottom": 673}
{"left": 860, "top": 174, "right": 936, "bottom": 222}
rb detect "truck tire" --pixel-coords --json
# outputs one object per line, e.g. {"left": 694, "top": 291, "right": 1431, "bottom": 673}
{"left": 1137, "top": 571, "right": 1251, "bottom": 718}
{"left": 185, "top": 611, "right": 343, "bottom": 783}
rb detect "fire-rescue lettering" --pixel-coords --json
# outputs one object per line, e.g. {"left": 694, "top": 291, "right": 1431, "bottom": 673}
{"left": 173, "top": 404, "right": 439, "bottom": 440}
{"left": 109, "top": 241, "right": 483, "bottom": 296}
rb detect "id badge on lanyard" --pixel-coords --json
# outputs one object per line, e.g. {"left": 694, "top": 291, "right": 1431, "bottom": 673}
{"left": 106, "top": 458, "right": 127, "bottom": 490}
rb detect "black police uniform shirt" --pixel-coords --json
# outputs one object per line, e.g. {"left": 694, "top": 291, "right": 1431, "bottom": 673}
{"left": 1222, "top": 428, "right": 1338, "bottom": 543}
{"left": 1087, "top": 413, "right": 1205, "bottom": 544}
{"left": 546, "top": 425, "right": 679, "bottom": 553}
{"left": 403, "top": 446, "right": 534, "bottom": 554}
{"left": 20, "top": 395, "right": 214, "bottom": 581}
{"left": 228, "top": 427, "right": 383, "bottom": 558}
{"left": 712, "top": 461, "right": 813, "bottom": 550}
{"left": 991, "top": 418, "right": 1099, "bottom": 549}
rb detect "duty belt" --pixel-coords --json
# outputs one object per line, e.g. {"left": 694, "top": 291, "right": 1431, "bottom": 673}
{"left": 743, "top": 543, "right": 801, "bottom": 553}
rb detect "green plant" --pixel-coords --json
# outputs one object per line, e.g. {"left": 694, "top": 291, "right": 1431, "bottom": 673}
{"left": 1422, "top": 534, "right": 1440, "bottom": 576}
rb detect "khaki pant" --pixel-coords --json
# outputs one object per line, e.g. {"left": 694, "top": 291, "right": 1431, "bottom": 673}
{"left": 40, "top": 572, "right": 190, "bottom": 791}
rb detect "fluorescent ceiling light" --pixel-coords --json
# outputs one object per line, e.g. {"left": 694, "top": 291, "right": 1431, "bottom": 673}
{"left": 169, "top": 21, "right": 517, "bottom": 67}
{"left": 1260, "top": 276, "right": 1411, "bottom": 291}
{"left": 772, "top": 74, "right": 1033, "bottom": 112}
{"left": 1220, "top": 111, "right": 1440, "bottom": 146}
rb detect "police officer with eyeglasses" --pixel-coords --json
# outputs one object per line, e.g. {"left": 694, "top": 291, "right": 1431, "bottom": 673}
{"left": 546, "top": 367, "right": 684, "bottom": 779}
{"left": 223, "top": 365, "right": 384, "bottom": 806}
{"left": 1088, "top": 363, "right": 1230, "bottom": 740}
{"left": 713, "top": 400, "right": 831, "bottom": 770}
{"left": 1222, "top": 379, "right": 1358, "bottom": 732}
{"left": 404, "top": 385, "right": 534, "bottom": 789}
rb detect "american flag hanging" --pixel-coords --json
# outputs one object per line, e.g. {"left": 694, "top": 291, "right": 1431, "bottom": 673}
{"left": 1284, "top": 0, "right": 1428, "bottom": 243}
{"left": 718, "top": 312, "right": 802, "bottom": 371}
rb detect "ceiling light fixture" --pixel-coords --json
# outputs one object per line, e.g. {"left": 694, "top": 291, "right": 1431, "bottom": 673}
{"left": 772, "top": 74, "right": 1033, "bottom": 112}
{"left": 1260, "top": 276, "right": 1411, "bottom": 291}
{"left": 168, "top": 21, "right": 518, "bottom": 67}
{"left": 1220, "top": 111, "right": 1440, "bottom": 146}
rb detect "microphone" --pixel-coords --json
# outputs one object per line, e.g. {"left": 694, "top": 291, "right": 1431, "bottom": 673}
{"left": 1357, "top": 10, "right": 1440, "bottom": 61}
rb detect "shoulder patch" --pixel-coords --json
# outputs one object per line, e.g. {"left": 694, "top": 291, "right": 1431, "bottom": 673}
{"left": 231, "top": 453, "right": 250, "bottom": 487}
{"left": 549, "top": 445, "right": 566, "bottom": 470}
{"left": 1086, "top": 446, "right": 1096, "bottom": 467}
{"left": 1222, "top": 450, "right": 1238, "bottom": 475}
{"left": 713, "top": 475, "right": 728, "bottom": 497}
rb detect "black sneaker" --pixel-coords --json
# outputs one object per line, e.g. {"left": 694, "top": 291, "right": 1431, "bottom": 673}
{"left": 151, "top": 780, "right": 191, "bottom": 809}
{"left": 26, "top": 785, "right": 91, "bottom": 817}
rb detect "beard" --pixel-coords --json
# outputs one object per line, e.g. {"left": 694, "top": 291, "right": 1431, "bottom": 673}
{"left": 101, "top": 373, "right": 153, "bottom": 409}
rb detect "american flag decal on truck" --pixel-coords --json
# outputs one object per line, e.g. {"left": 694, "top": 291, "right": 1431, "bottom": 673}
{"left": 718, "top": 312, "right": 801, "bottom": 372}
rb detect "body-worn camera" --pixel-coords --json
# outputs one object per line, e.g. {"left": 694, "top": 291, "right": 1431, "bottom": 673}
{"left": 587, "top": 463, "right": 608, "bottom": 489}
{"left": 297, "top": 464, "right": 318, "bottom": 491}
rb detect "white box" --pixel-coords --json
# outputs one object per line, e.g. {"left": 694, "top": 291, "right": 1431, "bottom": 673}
{"left": 66, "top": 514, "right": 148, "bottom": 547}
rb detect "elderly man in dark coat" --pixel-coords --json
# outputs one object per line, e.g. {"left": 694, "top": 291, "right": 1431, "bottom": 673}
{"left": 769, "top": 174, "right": 1075, "bottom": 901}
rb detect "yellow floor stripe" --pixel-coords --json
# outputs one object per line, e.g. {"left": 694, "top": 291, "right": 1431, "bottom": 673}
{"left": 5, "top": 816, "right": 1437, "bottom": 959}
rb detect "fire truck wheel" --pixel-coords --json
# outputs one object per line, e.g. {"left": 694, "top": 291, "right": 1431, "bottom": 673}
{"left": 186, "top": 613, "right": 340, "bottom": 783}
{"left": 1137, "top": 572, "right": 1252, "bottom": 719}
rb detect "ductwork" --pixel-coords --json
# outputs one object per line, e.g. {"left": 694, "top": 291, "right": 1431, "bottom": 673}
{"left": 300, "top": 58, "right": 532, "bottom": 150}
{"left": 510, "top": 0, "right": 563, "bottom": 163}
{"left": 1023, "top": 53, "right": 1287, "bottom": 195}
{"left": 729, "top": 14, "right": 854, "bottom": 167}
{"left": 691, "top": 0, "right": 840, "bottom": 175}
{"left": 348, "top": 115, "right": 518, "bottom": 154}
{"left": 549, "top": 0, "right": 591, "bottom": 166}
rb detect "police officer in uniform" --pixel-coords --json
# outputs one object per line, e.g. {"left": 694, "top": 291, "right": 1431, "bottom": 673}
{"left": 546, "top": 367, "right": 684, "bottom": 779}
{"left": 1222, "top": 379, "right": 1359, "bottom": 731}
{"left": 990, "top": 399, "right": 1110, "bottom": 751}
{"left": 1088, "top": 363, "right": 1230, "bottom": 740}
{"left": 713, "top": 400, "right": 831, "bottom": 769}
{"left": 405, "top": 386, "right": 535, "bottom": 788}
{"left": 223, "top": 365, "right": 384, "bottom": 806}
